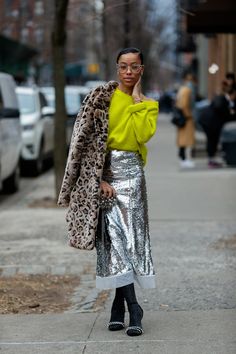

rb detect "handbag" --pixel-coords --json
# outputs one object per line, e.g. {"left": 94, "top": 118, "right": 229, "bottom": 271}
{"left": 171, "top": 107, "right": 186, "bottom": 128}
{"left": 100, "top": 195, "right": 117, "bottom": 209}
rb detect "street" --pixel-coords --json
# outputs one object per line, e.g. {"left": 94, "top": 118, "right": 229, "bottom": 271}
{"left": 0, "top": 113, "right": 236, "bottom": 353}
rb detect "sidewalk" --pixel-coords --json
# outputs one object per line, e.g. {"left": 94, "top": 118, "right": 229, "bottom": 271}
{"left": 0, "top": 113, "right": 236, "bottom": 353}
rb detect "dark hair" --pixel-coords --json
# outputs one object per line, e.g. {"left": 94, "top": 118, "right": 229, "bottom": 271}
{"left": 182, "top": 69, "right": 195, "bottom": 80}
{"left": 229, "top": 83, "right": 236, "bottom": 93}
{"left": 116, "top": 47, "right": 144, "bottom": 64}
{"left": 226, "top": 72, "right": 235, "bottom": 81}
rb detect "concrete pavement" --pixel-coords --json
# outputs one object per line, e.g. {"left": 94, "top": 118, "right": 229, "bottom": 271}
{"left": 1, "top": 310, "right": 236, "bottom": 353}
{"left": 0, "top": 113, "right": 236, "bottom": 353}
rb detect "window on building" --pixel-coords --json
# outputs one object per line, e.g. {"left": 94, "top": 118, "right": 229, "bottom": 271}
{"left": 21, "top": 28, "right": 29, "bottom": 43}
{"left": 4, "top": 0, "right": 14, "bottom": 16}
{"left": 35, "top": 28, "right": 43, "bottom": 44}
{"left": 3, "top": 25, "right": 12, "bottom": 37}
{"left": 35, "top": 1, "right": 44, "bottom": 16}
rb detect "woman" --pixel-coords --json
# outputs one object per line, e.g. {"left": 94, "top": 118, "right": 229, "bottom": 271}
{"left": 58, "top": 47, "right": 158, "bottom": 336}
{"left": 199, "top": 80, "right": 236, "bottom": 168}
{"left": 176, "top": 71, "right": 196, "bottom": 168}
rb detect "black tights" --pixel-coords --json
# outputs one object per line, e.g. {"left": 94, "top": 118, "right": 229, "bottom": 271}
{"left": 179, "top": 147, "right": 186, "bottom": 160}
{"left": 112, "top": 283, "right": 138, "bottom": 309}
{"left": 109, "top": 283, "right": 143, "bottom": 334}
{"left": 122, "top": 283, "right": 138, "bottom": 305}
{"left": 112, "top": 287, "right": 125, "bottom": 308}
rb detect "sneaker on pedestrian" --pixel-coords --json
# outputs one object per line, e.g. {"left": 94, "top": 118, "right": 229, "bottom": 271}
{"left": 180, "top": 159, "right": 195, "bottom": 169}
{"left": 208, "top": 160, "right": 222, "bottom": 169}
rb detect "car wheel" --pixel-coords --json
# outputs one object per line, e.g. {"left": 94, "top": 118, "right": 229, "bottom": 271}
{"left": 2, "top": 161, "right": 20, "bottom": 193}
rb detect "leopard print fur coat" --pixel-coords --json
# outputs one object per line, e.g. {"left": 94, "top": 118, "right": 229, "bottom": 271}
{"left": 58, "top": 80, "right": 119, "bottom": 250}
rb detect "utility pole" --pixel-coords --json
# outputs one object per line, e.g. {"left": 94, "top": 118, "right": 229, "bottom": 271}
{"left": 124, "top": 0, "right": 130, "bottom": 48}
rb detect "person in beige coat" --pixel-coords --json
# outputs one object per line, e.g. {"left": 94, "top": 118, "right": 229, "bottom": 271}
{"left": 176, "top": 72, "right": 196, "bottom": 168}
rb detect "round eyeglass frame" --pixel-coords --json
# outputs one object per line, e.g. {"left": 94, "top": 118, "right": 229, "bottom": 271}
{"left": 116, "top": 63, "right": 144, "bottom": 73}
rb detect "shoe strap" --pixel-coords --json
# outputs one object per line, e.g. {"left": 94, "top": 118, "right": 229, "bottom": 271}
{"left": 126, "top": 326, "right": 143, "bottom": 334}
{"left": 108, "top": 321, "right": 125, "bottom": 327}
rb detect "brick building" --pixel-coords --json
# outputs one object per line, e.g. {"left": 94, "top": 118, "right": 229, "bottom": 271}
{"left": 0, "top": 0, "right": 101, "bottom": 84}
{"left": 0, "top": 0, "right": 53, "bottom": 82}
{"left": 177, "top": 0, "right": 236, "bottom": 99}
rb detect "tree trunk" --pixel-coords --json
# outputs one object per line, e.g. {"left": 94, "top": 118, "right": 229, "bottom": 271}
{"left": 124, "top": 0, "right": 130, "bottom": 48}
{"left": 51, "top": 0, "right": 69, "bottom": 199}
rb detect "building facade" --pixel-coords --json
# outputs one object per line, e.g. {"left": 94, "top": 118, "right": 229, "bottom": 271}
{"left": 177, "top": 0, "right": 236, "bottom": 99}
{"left": 0, "top": 0, "right": 102, "bottom": 84}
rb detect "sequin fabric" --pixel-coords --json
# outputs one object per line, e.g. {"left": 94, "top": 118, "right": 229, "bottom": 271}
{"left": 96, "top": 150, "right": 156, "bottom": 289}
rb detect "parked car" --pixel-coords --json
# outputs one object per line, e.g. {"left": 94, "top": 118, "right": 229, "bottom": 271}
{"left": 40, "top": 85, "right": 90, "bottom": 144}
{"left": 40, "top": 85, "right": 89, "bottom": 114}
{"left": 65, "top": 85, "right": 90, "bottom": 115}
{"left": 0, "top": 72, "right": 22, "bottom": 193}
{"left": 16, "top": 86, "right": 55, "bottom": 175}
{"left": 85, "top": 80, "right": 106, "bottom": 89}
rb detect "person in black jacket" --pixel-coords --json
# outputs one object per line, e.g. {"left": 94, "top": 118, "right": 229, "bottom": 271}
{"left": 199, "top": 79, "right": 236, "bottom": 168}
{"left": 225, "top": 72, "right": 236, "bottom": 92}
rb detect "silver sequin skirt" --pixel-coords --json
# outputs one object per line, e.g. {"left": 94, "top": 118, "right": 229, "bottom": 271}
{"left": 96, "top": 150, "right": 156, "bottom": 289}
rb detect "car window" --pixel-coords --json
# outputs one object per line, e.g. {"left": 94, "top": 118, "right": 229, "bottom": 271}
{"left": 65, "top": 92, "right": 81, "bottom": 115}
{"left": 40, "top": 88, "right": 55, "bottom": 108}
{"left": 17, "top": 93, "right": 36, "bottom": 114}
{"left": 39, "top": 92, "right": 48, "bottom": 109}
{"left": 44, "top": 93, "right": 55, "bottom": 108}
{"left": 80, "top": 94, "right": 87, "bottom": 102}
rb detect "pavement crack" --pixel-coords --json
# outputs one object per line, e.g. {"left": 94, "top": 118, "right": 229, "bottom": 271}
{"left": 86, "top": 312, "right": 100, "bottom": 342}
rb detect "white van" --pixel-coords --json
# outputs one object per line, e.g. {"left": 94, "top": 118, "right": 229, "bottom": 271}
{"left": 40, "top": 85, "right": 90, "bottom": 115}
{"left": 0, "top": 73, "right": 22, "bottom": 193}
{"left": 85, "top": 80, "right": 106, "bottom": 89}
{"left": 40, "top": 85, "right": 90, "bottom": 145}
{"left": 16, "top": 86, "right": 55, "bottom": 175}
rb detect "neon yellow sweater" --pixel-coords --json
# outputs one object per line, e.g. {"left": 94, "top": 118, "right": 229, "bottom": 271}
{"left": 107, "top": 88, "right": 158, "bottom": 164}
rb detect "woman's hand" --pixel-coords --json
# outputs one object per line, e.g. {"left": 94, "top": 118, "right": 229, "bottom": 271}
{"left": 132, "top": 77, "right": 142, "bottom": 103}
{"left": 100, "top": 181, "right": 116, "bottom": 198}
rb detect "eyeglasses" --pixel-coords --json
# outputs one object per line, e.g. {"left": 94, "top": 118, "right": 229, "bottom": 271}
{"left": 117, "top": 63, "right": 144, "bottom": 73}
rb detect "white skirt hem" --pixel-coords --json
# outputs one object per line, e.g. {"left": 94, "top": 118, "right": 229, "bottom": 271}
{"left": 96, "top": 270, "right": 156, "bottom": 289}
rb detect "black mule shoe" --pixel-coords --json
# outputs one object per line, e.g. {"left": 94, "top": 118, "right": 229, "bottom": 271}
{"left": 108, "top": 305, "right": 125, "bottom": 331}
{"left": 126, "top": 304, "right": 143, "bottom": 336}
{"left": 108, "top": 321, "right": 125, "bottom": 331}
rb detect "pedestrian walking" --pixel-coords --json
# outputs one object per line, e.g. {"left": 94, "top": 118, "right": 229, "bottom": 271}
{"left": 225, "top": 72, "right": 236, "bottom": 92}
{"left": 198, "top": 76, "right": 236, "bottom": 168}
{"left": 175, "top": 71, "right": 196, "bottom": 168}
{"left": 58, "top": 47, "right": 159, "bottom": 336}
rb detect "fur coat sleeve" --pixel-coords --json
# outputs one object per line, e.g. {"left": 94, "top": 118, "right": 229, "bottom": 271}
{"left": 57, "top": 92, "right": 96, "bottom": 207}
{"left": 57, "top": 81, "right": 118, "bottom": 250}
